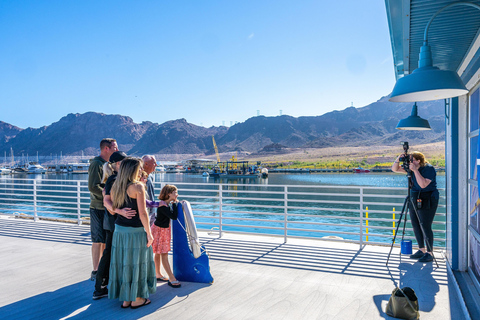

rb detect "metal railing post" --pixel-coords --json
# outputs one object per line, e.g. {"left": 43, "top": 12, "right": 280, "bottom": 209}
{"left": 219, "top": 184, "right": 223, "bottom": 238}
{"left": 359, "top": 187, "right": 363, "bottom": 246}
{"left": 77, "top": 181, "right": 82, "bottom": 225}
{"left": 284, "top": 185, "right": 288, "bottom": 243}
{"left": 33, "top": 180, "right": 38, "bottom": 222}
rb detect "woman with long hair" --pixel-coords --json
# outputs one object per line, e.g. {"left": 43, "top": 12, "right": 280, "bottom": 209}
{"left": 392, "top": 151, "right": 439, "bottom": 262}
{"left": 108, "top": 157, "right": 156, "bottom": 309}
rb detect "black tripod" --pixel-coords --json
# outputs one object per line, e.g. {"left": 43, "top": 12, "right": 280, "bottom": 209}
{"left": 386, "top": 170, "right": 439, "bottom": 268}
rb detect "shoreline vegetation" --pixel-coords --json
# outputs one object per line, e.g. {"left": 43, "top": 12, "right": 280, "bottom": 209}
{"left": 224, "top": 142, "right": 446, "bottom": 170}
{"left": 12, "top": 142, "right": 445, "bottom": 170}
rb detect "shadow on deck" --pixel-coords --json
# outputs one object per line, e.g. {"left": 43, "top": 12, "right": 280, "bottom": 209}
{"left": 0, "top": 217, "right": 465, "bottom": 320}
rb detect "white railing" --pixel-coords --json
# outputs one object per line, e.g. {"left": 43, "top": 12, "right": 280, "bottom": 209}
{"left": 0, "top": 178, "right": 446, "bottom": 247}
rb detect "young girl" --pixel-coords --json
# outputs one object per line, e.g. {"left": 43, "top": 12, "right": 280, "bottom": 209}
{"left": 151, "top": 184, "right": 181, "bottom": 288}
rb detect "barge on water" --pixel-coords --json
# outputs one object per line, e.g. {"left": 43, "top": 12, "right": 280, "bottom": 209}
{"left": 210, "top": 160, "right": 263, "bottom": 179}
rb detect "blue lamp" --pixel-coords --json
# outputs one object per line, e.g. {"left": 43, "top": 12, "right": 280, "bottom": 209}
{"left": 396, "top": 103, "right": 431, "bottom": 130}
{"left": 389, "top": 45, "right": 468, "bottom": 102}
{"left": 389, "top": 2, "right": 477, "bottom": 102}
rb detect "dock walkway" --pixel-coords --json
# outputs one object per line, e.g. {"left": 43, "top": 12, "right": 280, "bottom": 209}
{"left": 0, "top": 216, "right": 466, "bottom": 320}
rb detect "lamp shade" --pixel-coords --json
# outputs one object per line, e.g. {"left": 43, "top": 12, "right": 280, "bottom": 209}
{"left": 396, "top": 103, "right": 431, "bottom": 130}
{"left": 389, "top": 44, "right": 468, "bottom": 102}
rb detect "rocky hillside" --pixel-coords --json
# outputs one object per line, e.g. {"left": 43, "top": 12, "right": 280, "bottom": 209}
{"left": 0, "top": 96, "right": 445, "bottom": 156}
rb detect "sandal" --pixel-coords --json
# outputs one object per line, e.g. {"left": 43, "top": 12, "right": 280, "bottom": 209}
{"left": 121, "top": 302, "right": 131, "bottom": 308}
{"left": 130, "top": 298, "right": 151, "bottom": 309}
{"left": 168, "top": 280, "right": 181, "bottom": 288}
{"left": 156, "top": 276, "right": 168, "bottom": 282}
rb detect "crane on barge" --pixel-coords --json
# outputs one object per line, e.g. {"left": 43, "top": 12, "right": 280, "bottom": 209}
{"left": 212, "top": 136, "right": 220, "bottom": 163}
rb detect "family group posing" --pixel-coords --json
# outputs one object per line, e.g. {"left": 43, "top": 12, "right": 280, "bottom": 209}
{"left": 88, "top": 138, "right": 180, "bottom": 309}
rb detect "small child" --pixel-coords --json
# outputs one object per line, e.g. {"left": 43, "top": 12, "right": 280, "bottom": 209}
{"left": 151, "top": 184, "right": 181, "bottom": 288}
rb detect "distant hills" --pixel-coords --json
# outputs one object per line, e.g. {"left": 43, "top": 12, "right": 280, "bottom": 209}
{"left": 0, "top": 95, "right": 445, "bottom": 157}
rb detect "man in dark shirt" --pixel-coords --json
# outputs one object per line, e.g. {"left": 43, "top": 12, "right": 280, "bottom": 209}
{"left": 88, "top": 138, "right": 118, "bottom": 281}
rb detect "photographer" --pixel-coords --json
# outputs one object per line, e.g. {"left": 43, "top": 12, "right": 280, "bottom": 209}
{"left": 392, "top": 151, "right": 439, "bottom": 262}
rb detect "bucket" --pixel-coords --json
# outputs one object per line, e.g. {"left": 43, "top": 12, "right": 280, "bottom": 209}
{"left": 401, "top": 240, "right": 412, "bottom": 255}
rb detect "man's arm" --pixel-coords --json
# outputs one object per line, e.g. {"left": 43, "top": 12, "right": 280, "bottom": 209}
{"left": 88, "top": 161, "right": 104, "bottom": 198}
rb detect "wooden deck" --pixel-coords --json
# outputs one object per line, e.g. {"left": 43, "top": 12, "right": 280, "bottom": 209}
{"left": 0, "top": 216, "right": 467, "bottom": 320}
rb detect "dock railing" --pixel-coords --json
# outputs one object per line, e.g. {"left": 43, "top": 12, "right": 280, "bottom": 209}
{"left": 0, "top": 178, "right": 446, "bottom": 247}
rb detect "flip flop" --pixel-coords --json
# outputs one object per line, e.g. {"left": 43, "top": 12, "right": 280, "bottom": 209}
{"left": 130, "top": 298, "right": 151, "bottom": 309}
{"left": 121, "top": 302, "right": 131, "bottom": 309}
{"left": 156, "top": 276, "right": 168, "bottom": 282}
{"left": 168, "top": 280, "right": 181, "bottom": 288}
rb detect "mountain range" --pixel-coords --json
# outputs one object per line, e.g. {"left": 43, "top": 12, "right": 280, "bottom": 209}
{"left": 0, "top": 95, "right": 445, "bottom": 157}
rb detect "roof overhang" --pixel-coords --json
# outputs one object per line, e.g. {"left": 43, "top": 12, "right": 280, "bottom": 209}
{"left": 385, "top": 0, "right": 480, "bottom": 90}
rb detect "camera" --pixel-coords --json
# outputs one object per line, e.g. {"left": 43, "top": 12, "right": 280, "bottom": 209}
{"left": 399, "top": 141, "right": 411, "bottom": 172}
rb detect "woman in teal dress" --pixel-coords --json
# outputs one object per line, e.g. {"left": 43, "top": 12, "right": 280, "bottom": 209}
{"left": 108, "top": 157, "right": 156, "bottom": 308}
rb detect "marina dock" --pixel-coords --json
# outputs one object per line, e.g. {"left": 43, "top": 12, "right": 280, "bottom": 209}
{"left": 0, "top": 216, "right": 466, "bottom": 320}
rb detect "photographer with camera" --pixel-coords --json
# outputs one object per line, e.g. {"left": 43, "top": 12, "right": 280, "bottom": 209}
{"left": 392, "top": 150, "right": 439, "bottom": 263}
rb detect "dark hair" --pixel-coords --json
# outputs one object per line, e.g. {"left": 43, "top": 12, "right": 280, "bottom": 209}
{"left": 100, "top": 138, "right": 116, "bottom": 150}
{"left": 159, "top": 184, "right": 178, "bottom": 201}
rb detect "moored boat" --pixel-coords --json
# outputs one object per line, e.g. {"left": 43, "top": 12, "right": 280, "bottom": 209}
{"left": 353, "top": 167, "right": 370, "bottom": 173}
{"left": 27, "top": 163, "right": 47, "bottom": 174}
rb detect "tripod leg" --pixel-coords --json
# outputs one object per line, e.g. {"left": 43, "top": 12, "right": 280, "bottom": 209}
{"left": 386, "top": 196, "right": 409, "bottom": 266}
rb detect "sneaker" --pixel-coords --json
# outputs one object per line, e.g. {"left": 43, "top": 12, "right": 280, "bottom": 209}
{"left": 409, "top": 250, "right": 425, "bottom": 259}
{"left": 92, "top": 287, "right": 108, "bottom": 300}
{"left": 418, "top": 252, "right": 434, "bottom": 262}
{"left": 90, "top": 270, "right": 97, "bottom": 281}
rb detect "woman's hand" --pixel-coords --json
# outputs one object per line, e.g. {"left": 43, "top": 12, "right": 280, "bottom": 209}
{"left": 146, "top": 233, "right": 153, "bottom": 247}
{"left": 409, "top": 161, "right": 420, "bottom": 172}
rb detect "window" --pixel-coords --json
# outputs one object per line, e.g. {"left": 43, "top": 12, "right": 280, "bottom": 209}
{"left": 468, "top": 87, "right": 480, "bottom": 287}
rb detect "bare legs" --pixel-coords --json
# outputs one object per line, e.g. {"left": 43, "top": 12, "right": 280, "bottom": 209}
{"left": 154, "top": 253, "right": 164, "bottom": 278}
{"left": 91, "top": 242, "right": 105, "bottom": 270}
{"left": 153, "top": 252, "right": 177, "bottom": 282}
{"left": 161, "top": 253, "right": 177, "bottom": 282}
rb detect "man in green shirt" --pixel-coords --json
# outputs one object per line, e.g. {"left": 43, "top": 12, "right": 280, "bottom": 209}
{"left": 88, "top": 138, "right": 118, "bottom": 280}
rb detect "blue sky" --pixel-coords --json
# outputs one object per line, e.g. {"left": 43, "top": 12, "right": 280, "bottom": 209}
{"left": 0, "top": 1, "right": 395, "bottom": 129}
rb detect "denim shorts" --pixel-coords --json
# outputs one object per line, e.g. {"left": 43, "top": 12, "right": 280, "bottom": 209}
{"left": 90, "top": 208, "right": 106, "bottom": 243}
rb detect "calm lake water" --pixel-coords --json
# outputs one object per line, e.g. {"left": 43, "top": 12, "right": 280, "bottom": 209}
{"left": 5, "top": 171, "right": 446, "bottom": 188}
{"left": 0, "top": 172, "right": 446, "bottom": 246}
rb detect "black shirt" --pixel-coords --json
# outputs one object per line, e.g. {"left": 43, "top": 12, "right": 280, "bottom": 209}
{"left": 411, "top": 164, "right": 439, "bottom": 199}
{"left": 154, "top": 202, "right": 179, "bottom": 228}
{"left": 103, "top": 173, "right": 117, "bottom": 231}
{"left": 115, "top": 193, "right": 143, "bottom": 228}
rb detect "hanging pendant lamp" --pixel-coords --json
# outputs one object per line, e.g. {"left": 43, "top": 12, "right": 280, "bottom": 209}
{"left": 389, "top": 2, "right": 479, "bottom": 102}
{"left": 389, "top": 45, "right": 468, "bottom": 102}
{"left": 396, "top": 103, "right": 431, "bottom": 130}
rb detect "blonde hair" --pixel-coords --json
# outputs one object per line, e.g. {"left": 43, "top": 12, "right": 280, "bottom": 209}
{"left": 159, "top": 184, "right": 177, "bottom": 201}
{"left": 102, "top": 162, "right": 115, "bottom": 183}
{"left": 111, "top": 158, "right": 143, "bottom": 210}
{"left": 411, "top": 151, "right": 428, "bottom": 167}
